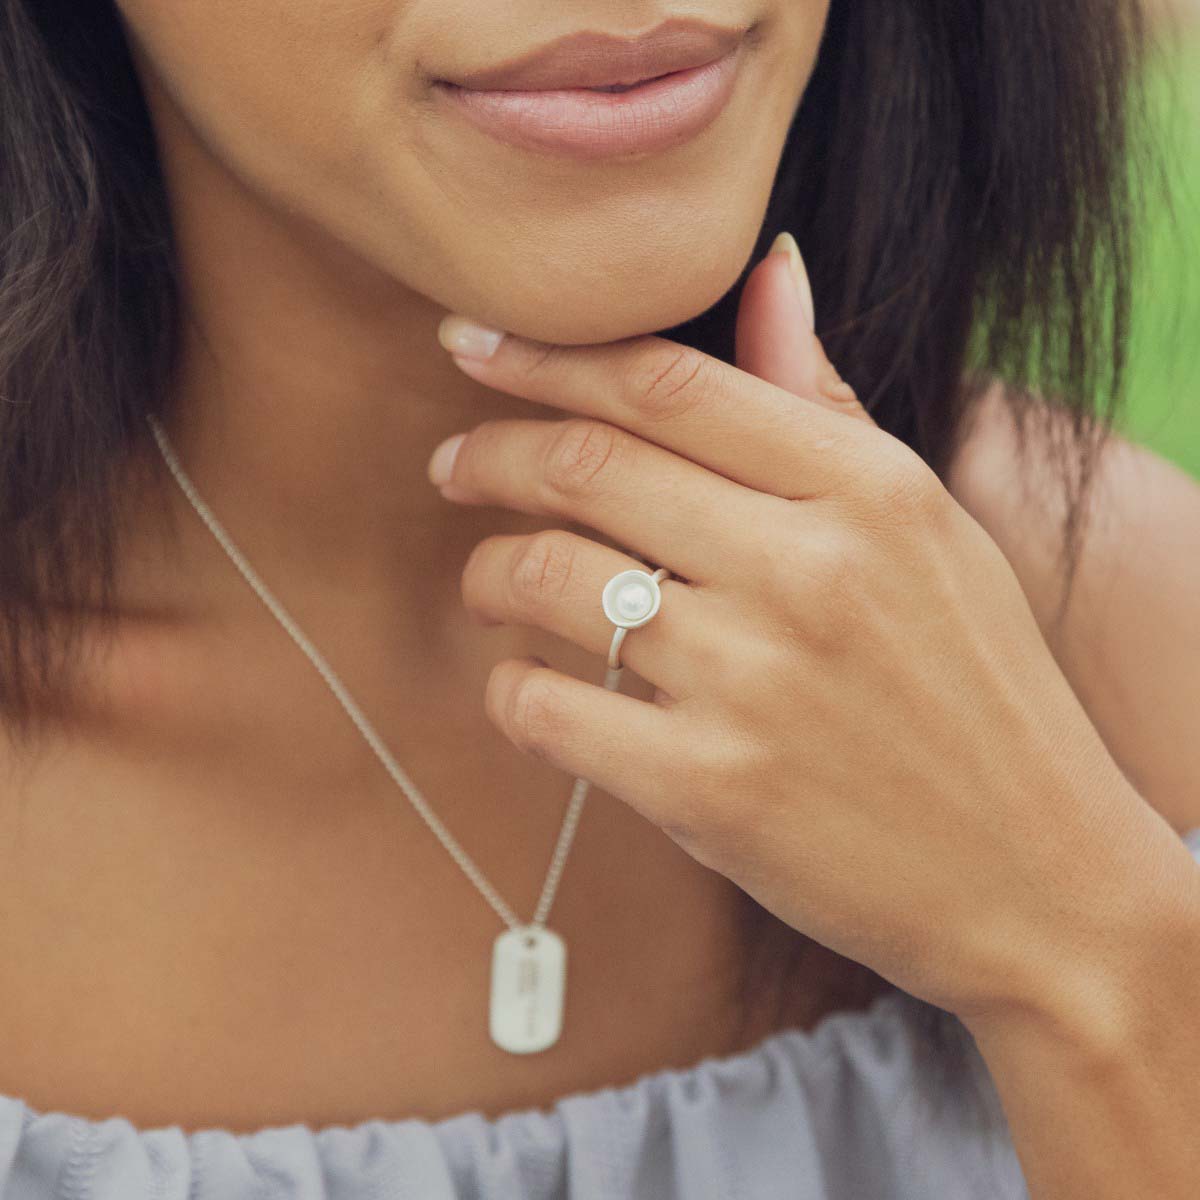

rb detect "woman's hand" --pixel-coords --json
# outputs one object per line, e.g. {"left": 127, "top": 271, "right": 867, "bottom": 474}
{"left": 427, "top": 233, "right": 1198, "bottom": 1039}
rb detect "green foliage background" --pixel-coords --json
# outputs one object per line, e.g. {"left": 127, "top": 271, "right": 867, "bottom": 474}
{"left": 1120, "top": 29, "right": 1200, "bottom": 478}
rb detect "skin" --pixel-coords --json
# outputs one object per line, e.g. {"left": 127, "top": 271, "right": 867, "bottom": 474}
{"left": 423, "top": 274, "right": 1200, "bottom": 1194}
{"left": 426, "top": 267, "right": 1200, "bottom": 996}
{"left": 0, "top": 3, "right": 1196, "bottom": 1187}
{"left": 0, "top": 0, "right": 845, "bottom": 1133}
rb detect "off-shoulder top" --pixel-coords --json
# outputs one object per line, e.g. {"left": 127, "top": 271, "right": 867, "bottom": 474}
{"left": 2, "top": 826, "right": 1197, "bottom": 1199}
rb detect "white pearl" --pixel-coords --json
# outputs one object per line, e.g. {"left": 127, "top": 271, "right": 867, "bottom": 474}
{"left": 615, "top": 582, "right": 652, "bottom": 620}
{"left": 602, "top": 568, "right": 663, "bottom": 630}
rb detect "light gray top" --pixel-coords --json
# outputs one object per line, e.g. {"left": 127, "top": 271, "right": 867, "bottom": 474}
{"left": 2, "top": 826, "right": 1197, "bottom": 1199}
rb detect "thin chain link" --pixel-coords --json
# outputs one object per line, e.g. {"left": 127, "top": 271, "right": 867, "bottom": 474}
{"left": 145, "top": 412, "right": 624, "bottom": 935}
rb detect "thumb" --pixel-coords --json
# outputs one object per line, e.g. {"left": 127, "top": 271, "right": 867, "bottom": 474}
{"left": 734, "top": 232, "right": 873, "bottom": 424}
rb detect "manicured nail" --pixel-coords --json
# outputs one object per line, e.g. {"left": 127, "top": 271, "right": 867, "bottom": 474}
{"left": 437, "top": 314, "right": 505, "bottom": 359}
{"left": 428, "top": 432, "right": 466, "bottom": 486}
{"left": 769, "top": 231, "right": 815, "bottom": 331}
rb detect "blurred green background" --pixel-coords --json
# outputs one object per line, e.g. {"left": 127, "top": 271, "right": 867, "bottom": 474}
{"left": 1121, "top": 24, "right": 1200, "bottom": 478}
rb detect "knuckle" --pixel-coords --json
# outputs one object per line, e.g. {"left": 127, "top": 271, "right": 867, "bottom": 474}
{"left": 699, "top": 730, "right": 760, "bottom": 804}
{"left": 786, "top": 522, "right": 858, "bottom": 593}
{"left": 504, "top": 669, "right": 564, "bottom": 760}
{"left": 873, "top": 451, "right": 952, "bottom": 527}
{"left": 785, "top": 526, "right": 866, "bottom": 655}
{"left": 621, "top": 341, "right": 714, "bottom": 421}
{"left": 717, "top": 635, "right": 792, "bottom": 722}
{"left": 669, "top": 729, "right": 763, "bottom": 860}
{"left": 736, "top": 508, "right": 809, "bottom": 595}
{"left": 541, "top": 418, "right": 621, "bottom": 502}
{"left": 509, "top": 531, "right": 579, "bottom": 612}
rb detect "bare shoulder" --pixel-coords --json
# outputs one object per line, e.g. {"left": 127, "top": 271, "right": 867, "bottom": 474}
{"left": 944, "top": 382, "right": 1200, "bottom": 836}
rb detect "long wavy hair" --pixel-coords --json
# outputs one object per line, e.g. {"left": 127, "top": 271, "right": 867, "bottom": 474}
{"left": 1, "top": 0, "right": 1148, "bottom": 1144}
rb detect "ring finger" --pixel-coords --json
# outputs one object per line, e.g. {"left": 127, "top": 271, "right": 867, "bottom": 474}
{"left": 461, "top": 528, "right": 718, "bottom": 701}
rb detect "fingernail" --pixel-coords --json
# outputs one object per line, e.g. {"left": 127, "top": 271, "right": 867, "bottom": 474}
{"left": 769, "top": 231, "right": 815, "bottom": 331}
{"left": 428, "top": 432, "right": 466, "bottom": 486}
{"left": 437, "top": 314, "right": 505, "bottom": 360}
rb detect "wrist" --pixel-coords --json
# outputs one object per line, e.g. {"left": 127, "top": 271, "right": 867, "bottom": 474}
{"left": 960, "top": 805, "right": 1200, "bottom": 1070}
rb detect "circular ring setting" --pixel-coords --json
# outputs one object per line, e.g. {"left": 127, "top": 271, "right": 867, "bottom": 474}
{"left": 602, "top": 566, "right": 670, "bottom": 673}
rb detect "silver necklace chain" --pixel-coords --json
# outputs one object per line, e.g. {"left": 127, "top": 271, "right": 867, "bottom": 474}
{"left": 145, "top": 412, "right": 601, "bottom": 935}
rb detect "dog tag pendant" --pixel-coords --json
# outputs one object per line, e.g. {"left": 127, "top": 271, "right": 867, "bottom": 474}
{"left": 489, "top": 924, "right": 566, "bottom": 1053}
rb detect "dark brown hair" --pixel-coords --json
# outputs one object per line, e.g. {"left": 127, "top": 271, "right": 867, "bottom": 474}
{"left": 1, "top": 0, "right": 1148, "bottom": 1146}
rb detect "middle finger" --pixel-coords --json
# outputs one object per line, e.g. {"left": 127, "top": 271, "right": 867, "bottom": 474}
{"left": 434, "top": 415, "right": 787, "bottom": 586}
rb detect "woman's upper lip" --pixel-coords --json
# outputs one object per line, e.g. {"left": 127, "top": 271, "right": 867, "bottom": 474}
{"left": 435, "top": 16, "right": 749, "bottom": 92}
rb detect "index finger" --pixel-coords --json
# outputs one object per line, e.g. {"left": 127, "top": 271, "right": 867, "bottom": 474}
{"left": 436, "top": 317, "right": 889, "bottom": 503}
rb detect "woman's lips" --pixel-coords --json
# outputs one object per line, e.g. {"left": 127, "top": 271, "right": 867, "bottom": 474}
{"left": 432, "top": 45, "right": 744, "bottom": 160}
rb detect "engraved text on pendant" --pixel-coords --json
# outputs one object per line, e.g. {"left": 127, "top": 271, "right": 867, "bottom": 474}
{"left": 489, "top": 925, "right": 566, "bottom": 1054}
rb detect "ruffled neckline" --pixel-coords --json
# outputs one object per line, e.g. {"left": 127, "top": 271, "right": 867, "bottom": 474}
{"left": 0, "top": 982, "right": 1025, "bottom": 1200}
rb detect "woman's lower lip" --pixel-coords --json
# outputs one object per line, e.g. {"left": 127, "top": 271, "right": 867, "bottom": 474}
{"left": 432, "top": 45, "right": 744, "bottom": 160}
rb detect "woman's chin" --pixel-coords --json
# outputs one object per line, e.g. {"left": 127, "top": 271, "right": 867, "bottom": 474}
{"left": 468, "top": 263, "right": 747, "bottom": 347}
